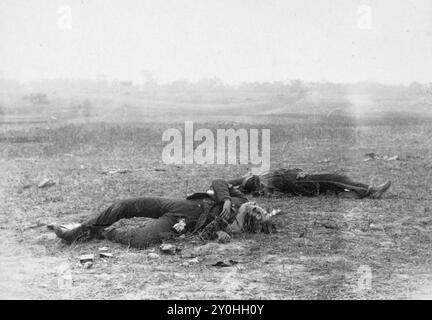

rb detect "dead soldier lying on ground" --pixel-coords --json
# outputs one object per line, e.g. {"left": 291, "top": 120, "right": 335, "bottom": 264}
{"left": 48, "top": 179, "right": 278, "bottom": 248}
{"left": 227, "top": 168, "right": 391, "bottom": 199}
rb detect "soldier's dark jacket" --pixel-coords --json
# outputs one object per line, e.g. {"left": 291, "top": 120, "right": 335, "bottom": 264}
{"left": 186, "top": 178, "right": 249, "bottom": 238}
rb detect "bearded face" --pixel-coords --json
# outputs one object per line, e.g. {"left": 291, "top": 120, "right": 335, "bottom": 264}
{"left": 238, "top": 202, "right": 279, "bottom": 233}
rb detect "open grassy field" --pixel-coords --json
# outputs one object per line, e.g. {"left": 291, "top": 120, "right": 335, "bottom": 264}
{"left": 1, "top": 88, "right": 432, "bottom": 299}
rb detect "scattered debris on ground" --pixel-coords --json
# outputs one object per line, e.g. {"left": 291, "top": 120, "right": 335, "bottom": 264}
{"left": 159, "top": 243, "right": 181, "bottom": 255}
{"left": 364, "top": 153, "right": 424, "bottom": 162}
{"left": 317, "top": 219, "right": 340, "bottom": 229}
{"left": 364, "top": 153, "right": 399, "bottom": 161}
{"left": 369, "top": 223, "right": 385, "bottom": 231}
{"left": 181, "top": 257, "right": 200, "bottom": 267}
{"left": 37, "top": 178, "right": 57, "bottom": 188}
{"left": 147, "top": 252, "right": 160, "bottom": 260}
{"left": 211, "top": 259, "right": 239, "bottom": 267}
{"left": 101, "top": 168, "right": 130, "bottom": 175}
{"left": 79, "top": 254, "right": 95, "bottom": 263}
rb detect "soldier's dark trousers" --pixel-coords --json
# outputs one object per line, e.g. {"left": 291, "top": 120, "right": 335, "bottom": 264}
{"left": 82, "top": 197, "right": 204, "bottom": 240}
{"left": 294, "top": 174, "right": 371, "bottom": 197}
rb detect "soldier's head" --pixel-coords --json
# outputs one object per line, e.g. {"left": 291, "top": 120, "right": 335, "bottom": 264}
{"left": 238, "top": 202, "right": 279, "bottom": 234}
{"left": 241, "top": 175, "right": 261, "bottom": 194}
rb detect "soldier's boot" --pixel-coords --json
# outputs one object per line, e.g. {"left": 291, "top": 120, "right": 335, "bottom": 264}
{"left": 369, "top": 181, "right": 392, "bottom": 199}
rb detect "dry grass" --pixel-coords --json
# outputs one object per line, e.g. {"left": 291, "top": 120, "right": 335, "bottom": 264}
{"left": 1, "top": 100, "right": 432, "bottom": 299}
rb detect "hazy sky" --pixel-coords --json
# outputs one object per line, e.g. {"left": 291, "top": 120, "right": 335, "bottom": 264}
{"left": 0, "top": 0, "right": 431, "bottom": 84}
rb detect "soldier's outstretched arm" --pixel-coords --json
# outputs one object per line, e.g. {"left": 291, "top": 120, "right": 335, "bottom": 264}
{"left": 211, "top": 179, "right": 233, "bottom": 203}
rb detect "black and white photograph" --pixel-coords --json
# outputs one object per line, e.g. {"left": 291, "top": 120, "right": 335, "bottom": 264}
{"left": 0, "top": 0, "right": 432, "bottom": 302}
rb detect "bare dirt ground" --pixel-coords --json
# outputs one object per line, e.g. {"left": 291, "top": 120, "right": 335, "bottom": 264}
{"left": 1, "top": 97, "right": 432, "bottom": 299}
